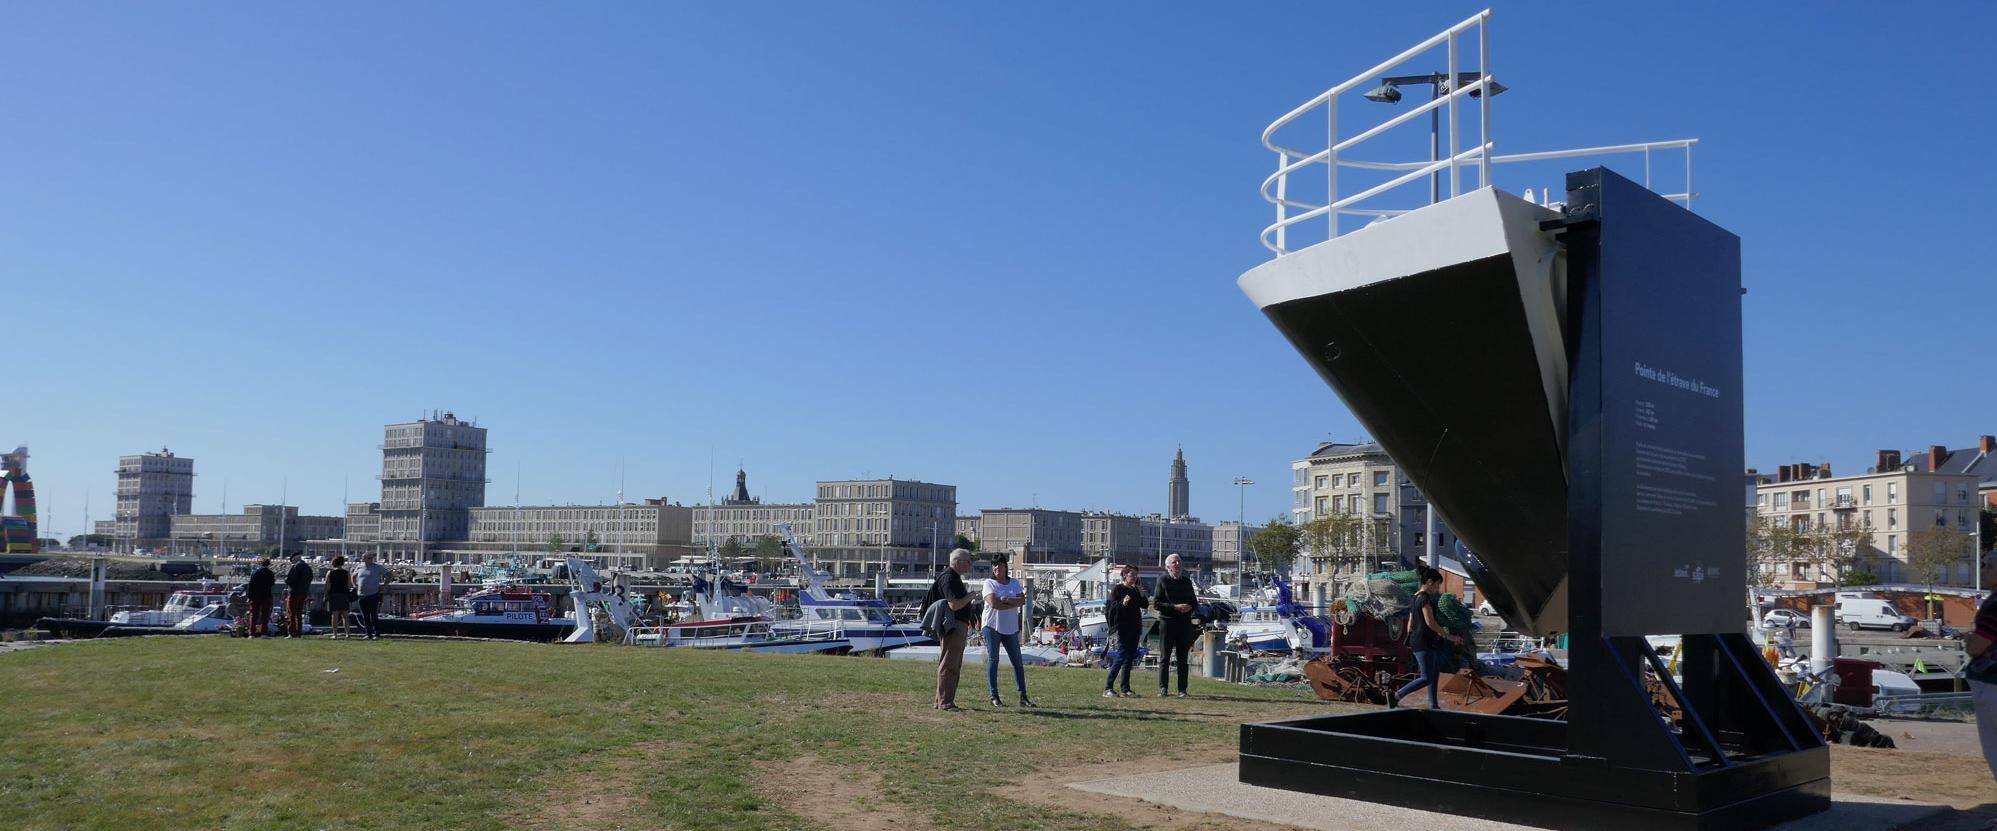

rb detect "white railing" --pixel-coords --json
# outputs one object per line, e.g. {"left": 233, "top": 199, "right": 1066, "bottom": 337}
{"left": 1259, "top": 9, "right": 1699, "bottom": 255}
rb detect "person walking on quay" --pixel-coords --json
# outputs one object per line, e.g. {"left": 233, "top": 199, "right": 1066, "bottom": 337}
{"left": 283, "top": 553, "right": 314, "bottom": 639}
{"left": 982, "top": 558, "right": 1035, "bottom": 708}
{"left": 1966, "top": 557, "right": 1997, "bottom": 784}
{"left": 324, "top": 556, "right": 355, "bottom": 639}
{"left": 923, "top": 549, "right": 976, "bottom": 712}
{"left": 1155, "top": 553, "right": 1198, "bottom": 697}
{"left": 244, "top": 557, "right": 276, "bottom": 639}
{"left": 355, "top": 552, "right": 389, "bottom": 641}
{"left": 1392, "top": 566, "right": 1465, "bottom": 710}
{"left": 1104, "top": 564, "right": 1149, "bottom": 697}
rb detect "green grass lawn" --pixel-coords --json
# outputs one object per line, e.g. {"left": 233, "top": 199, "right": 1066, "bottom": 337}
{"left": 0, "top": 638, "right": 1334, "bottom": 830}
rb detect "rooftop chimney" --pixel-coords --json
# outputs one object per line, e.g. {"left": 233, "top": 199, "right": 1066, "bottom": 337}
{"left": 1930, "top": 445, "right": 1949, "bottom": 471}
{"left": 1777, "top": 466, "right": 1791, "bottom": 483}
{"left": 1878, "top": 450, "right": 1901, "bottom": 471}
{"left": 1981, "top": 435, "right": 1995, "bottom": 455}
{"left": 1819, "top": 463, "right": 1832, "bottom": 478}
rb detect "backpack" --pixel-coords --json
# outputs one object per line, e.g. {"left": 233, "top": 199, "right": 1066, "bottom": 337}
{"left": 922, "top": 571, "right": 946, "bottom": 611}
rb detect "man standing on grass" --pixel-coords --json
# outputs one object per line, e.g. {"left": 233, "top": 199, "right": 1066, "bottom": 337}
{"left": 1155, "top": 553, "right": 1198, "bottom": 697}
{"left": 355, "top": 552, "right": 389, "bottom": 641}
{"left": 282, "top": 553, "right": 314, "bottom": 639}
{"left": 244, "top": 557, "right": 276, "bottom": 639}
{"left": 926, "top": 549, "right": 976, "bottom": 712}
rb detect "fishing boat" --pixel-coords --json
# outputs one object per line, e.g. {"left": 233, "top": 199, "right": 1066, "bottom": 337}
{"left": 611, "top": 550, "right": 850, "bottom": 654}
{"left": 106, "top": 584, "right": 232, "bottom": 627}
{"left": 886, "top": 636, "right": 1069, "bottom": 666}
{"left": 370, "top": 584, "right": 575, "bottom": 641}
{"left": 767, "top": 523, "right": 930, "bottom": 653}
{"left": 1223, "top": 575, "right": 1330, "bottom": 653}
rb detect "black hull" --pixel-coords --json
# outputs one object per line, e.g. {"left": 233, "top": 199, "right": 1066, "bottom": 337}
{"left": 1262, "top": 252, "right": 1568, "bottom": 631}
{"left": 370, "top": 618, "right": 574, "bottom": 642}
{"left": 35, "top": 616, "right": 573, "bottom": 643}
{"left": 36, "top": 618, "right": 117, "bottom": 638}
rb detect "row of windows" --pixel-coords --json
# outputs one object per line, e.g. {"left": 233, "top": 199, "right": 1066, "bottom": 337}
{"left": 1310, "top": 471, "right": 1391, "bottom": 490}
{"left": 1313, "top": 494, "right": 1392, "bottom": 515}
{"left": 1762, "top": 480, "right": 1976, "bottom": 511}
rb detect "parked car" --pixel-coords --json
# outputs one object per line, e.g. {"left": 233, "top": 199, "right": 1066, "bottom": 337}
{"left": 1759, "top": 608, "right": 1810, "bottom": 630}
{"left": 1476, "top": 599, "right": 1498, "bottom": 616}
{"left": 1835, "top": 598, "right": 1917, "bottom": 632}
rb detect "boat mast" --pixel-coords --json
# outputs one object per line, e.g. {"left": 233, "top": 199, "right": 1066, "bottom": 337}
{"left": 278, "top": 478, "right": 288, "bottom": 559}
{"left": 616, "top": 459, "right": 625, "bottom": 569}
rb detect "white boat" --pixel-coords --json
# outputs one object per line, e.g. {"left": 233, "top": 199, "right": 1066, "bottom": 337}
{"left": 1223, "top": 576, "right": 1330, "bottom": 653}
{"left": 886, "top": 640, "right": 1068, "bottom": 666}
{"left": 633, "top": 616, "right": 849, "bottom": 653}
{"left": 768, "top": 523, "right": 930, "bottom": 653}
{"left": 108, "top": 584, "right": 232, "bottom": 627}
{"left": 601, "top": 551, "right": 848, "bottom": 654}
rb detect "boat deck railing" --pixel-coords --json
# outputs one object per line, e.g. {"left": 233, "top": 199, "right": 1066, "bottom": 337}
{"left": 621, "top": 619, "right": 851, "bottom": 648}
{"left": 1259, "top": 8, "right": 1698, "bottom": 255}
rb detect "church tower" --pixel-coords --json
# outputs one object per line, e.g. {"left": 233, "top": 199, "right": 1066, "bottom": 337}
{"left": 1167, "top": 447, "right": 1190, "bottom": 518}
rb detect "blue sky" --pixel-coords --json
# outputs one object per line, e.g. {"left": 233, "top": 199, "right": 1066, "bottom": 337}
{"left": 11, "top": 4, "right": 1994, "bottom": 538}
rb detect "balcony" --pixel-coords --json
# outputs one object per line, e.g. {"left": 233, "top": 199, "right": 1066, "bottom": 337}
{"left": 1829, "top": 496, "right": 1856, "bottom": 510}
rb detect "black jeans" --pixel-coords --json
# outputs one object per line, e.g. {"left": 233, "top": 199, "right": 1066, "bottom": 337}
{"left": 358, "top": 593, "right": 383, "bottom": 638}
{"left": 1106, "top": 627, "right": 1141, "bottom": 691}
{"left": 1159, "top": 621, "right": 1193, "bottom": 693}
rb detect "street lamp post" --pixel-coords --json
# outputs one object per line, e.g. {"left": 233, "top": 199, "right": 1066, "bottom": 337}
{"left": 1362, "top": 72, "right": 1507, "bottom": 205}
{"left": 1232, "top": 476, "right": 1254, "bottom": 588}
{"left": 874, "top": 506, "right": 890, "bottom": 583}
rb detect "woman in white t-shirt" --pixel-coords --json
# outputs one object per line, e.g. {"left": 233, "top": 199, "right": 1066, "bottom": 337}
{"left": 982, "top": 559, "right": 1036, "bottom": 708}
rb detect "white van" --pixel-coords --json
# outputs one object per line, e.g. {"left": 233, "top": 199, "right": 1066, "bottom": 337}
{"left": 1835, "top": 598, "right": 1916, "bottom": 632}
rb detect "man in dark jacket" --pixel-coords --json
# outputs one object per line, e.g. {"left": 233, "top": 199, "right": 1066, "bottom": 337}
{"left": 1155, "top": 553, "right": 1199, "bottom": 697}
{"left": 924, "top": 549, "right": 977, "bottom": 712}
{"left": 282, "top": 553, "right": 314, "bottom": 639}
{"left": 244, "top": 558, "right": 276, "bottom": 638}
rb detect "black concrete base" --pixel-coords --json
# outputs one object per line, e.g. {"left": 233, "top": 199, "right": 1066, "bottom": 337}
{"left": 1240, "top": 709, "right": 1830, "bottom": 831}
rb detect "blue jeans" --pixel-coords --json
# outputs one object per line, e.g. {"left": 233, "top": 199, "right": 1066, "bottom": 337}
{"left": 1395, "top": 646, "right": 1447, "bottom": 708}
{"left": 984, "top": 627, "right": 1027, "bottom": 699}
{"left": 1105, "top": 628, "right": 1141, "bottom": 691}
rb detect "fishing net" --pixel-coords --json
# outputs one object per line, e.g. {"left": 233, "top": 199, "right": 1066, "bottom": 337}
{"left": 1331, "top": 569, "right": 1474, "bottom": 640}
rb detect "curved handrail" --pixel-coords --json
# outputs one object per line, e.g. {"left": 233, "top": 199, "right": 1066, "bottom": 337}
{"left": 1260, "top": 9, "right": 1490, "bottom": 158}
{"left": 1260, "top": 11, "right": 1494, "bottom": 255}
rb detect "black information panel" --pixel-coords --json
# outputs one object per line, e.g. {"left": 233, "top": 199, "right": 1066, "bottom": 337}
{"left": 1586, "top": 169, "right": 1745, "bottom": 636}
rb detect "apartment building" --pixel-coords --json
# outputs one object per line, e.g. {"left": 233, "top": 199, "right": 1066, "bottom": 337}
{"left": 1753, "top": 449, "right": 1980, "bottom": 585}
{"left": 1290, "top": 440, "right": 1458, "bottom": 605}
{"left": 114, "top": 448, "right": 194, "bottom": 545}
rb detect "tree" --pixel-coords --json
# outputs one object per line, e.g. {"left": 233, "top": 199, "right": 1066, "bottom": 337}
{"left": 1906, "top": 526, "right": 1967, "bottom": 620}
{"left": 953, "top": 533, "right": 977, "bottom": 552}
{"left": 752, "top": 534, "right": 785, "bottom": 573}
{"left": 67, "top": 533, "right": 110, "bottom": 550}
{"left": 1746, "top": 520, "right": 1803, "bottom": 588}
{"left": 545, "top": 533, "right": 566, "bottom": 555}
{"left": 1804, "top": 522, "right": 1873, "bottom": 588}
{"left": 1247, "top": 518, "right": 1302, "bottom": 577}
{"left": 719, "top": 535, "right": 746, "bottom": 560}
{"left": 1302, "top": 512, "right": 1367, "bottom": 583}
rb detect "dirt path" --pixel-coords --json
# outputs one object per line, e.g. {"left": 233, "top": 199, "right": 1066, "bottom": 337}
{"left": 509, "top": 741, "right": 665, "bottom": 831}
{"left": 1009, "top": 745, "right": 1309, "bottom": 831}
{"left": 755, "top": 754, "right": 937, "bottom": 831}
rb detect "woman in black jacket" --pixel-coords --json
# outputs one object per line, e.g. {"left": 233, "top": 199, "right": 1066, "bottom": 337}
{"left": 1103, "top": 564, "right": 1149, "bottom": 697}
